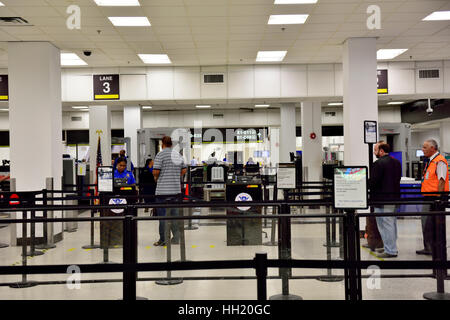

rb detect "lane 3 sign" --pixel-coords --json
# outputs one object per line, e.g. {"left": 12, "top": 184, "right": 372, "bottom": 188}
{"left": 377, "top": 69, "right": 388, "bottom": 94}
{"left": 93, "top": 74, "right": 119, "bottom": 100}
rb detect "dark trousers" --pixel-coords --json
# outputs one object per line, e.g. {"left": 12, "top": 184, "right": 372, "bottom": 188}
{"left": 155, "top": 194, "right": 181, "bottom": 242}
{"left": 421, "top": 203, "right": 436, "bottom": 252}
{"left": 366, "top": 206, "right": 384, "bottom": 249}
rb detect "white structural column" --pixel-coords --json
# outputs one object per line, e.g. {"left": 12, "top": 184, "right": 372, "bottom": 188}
{"left": 8, "top": 42, "right": 63, "bottom": 192}
{"left": 89, "top": 106, "right": 112, "bottom": 177}
{"left": 343, "top": 38, "right": 378, "bottom": 167}
{"left": 301, "top": 101, "right": 322, "bottom": 181}
{"left": 440, "top": 121, "right": 450, "bottom": 154}
{"left": 279, "top": 103, "right": 297, "bottom": 163}
{"left": 123, "top": 106, "right": 142, "bottom": 166}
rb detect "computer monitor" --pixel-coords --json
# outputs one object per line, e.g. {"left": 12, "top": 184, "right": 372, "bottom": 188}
{"left": 245, "top": 164, "right": 260, "bottom": 174}
{"left": 416, "top": 150, "right": 424, "bottom": 157}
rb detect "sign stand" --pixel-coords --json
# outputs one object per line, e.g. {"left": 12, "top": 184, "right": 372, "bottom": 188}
{"left": 156, "top": 220, "right": 183, "bottom": 286}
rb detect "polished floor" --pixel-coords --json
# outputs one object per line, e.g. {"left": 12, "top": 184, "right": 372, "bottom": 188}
{"left": 0, "top": 207, "right": 448, "bottom": 300}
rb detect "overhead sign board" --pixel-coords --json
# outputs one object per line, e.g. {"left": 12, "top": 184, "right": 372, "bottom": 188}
{"left": 377, "top": 69, "right": 388, "bottom": 94}
{"left": 0, "top": 75, "right": 8, "bottom": 101}
{"left": 93, "top": 74, "right": 119, "bottom": 100}
{"left": 333, "top": 167, "right": 368, "bottom": 210}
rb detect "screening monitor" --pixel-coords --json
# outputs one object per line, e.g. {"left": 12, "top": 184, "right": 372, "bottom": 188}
{"left": 416, "top": 150, "right": 424, "bottom": 157}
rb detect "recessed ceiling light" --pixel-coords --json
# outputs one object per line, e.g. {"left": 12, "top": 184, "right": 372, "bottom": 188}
{"left": 142, "top": 106, "right": 152, "bottom": 109}
{"left": 94, "top": 0, "right": 140, "bottom": 6}
{"left": 108, "top": 17, "right": 150, "bottom": 27}
{"left": 72, "top": 106, "right": 89, "bottom": 109}
{"left": 61, "top": 53, "right": 87, "bottom": 66}
{"left": 423, "top": 11, "right": 450, "bottom": 21}
{"left": 268, "top": 14, "right": 309, "bottom": 25}
{"left": 255, "top": 104, "right": 270, "bottom": 108}
{"left": 387, "top": 101, "right": 404, "bottom": 105}
{"left": 0, "top": 2, "right": 5, "bottom": 6}
{"left": 138, "top": 54, "right": 171, "bottom": 64}
{"left": 196, "top": 105, "right": 211, "bottom": 109}
{"left": 274, "top": 0, "right": 317, "bottom": 3}
{"left": 256, "top": 51, "right": 287, "bottom": 62}
{"left": 377, "top": 49, "right": 408, "bottom": 60}
{"left": 328, "top": 102, "right": 343, "bottom": 106}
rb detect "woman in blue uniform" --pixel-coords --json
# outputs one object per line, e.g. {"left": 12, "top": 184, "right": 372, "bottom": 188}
{"left": 114, "top": 157, "right": 136, "bottom": 185}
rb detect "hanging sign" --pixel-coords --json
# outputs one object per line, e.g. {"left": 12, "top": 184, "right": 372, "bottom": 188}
{"left": 0, "top": 75, "right": 8, "bottom": 101}
{"left": 377, "top": 70, "right": 388, "bottom": 94}
{"left": 93, "top": 74, "right": 120, "bottom": 100}
{"left": 364, "top": 120, "right": 378, "bottom": 144}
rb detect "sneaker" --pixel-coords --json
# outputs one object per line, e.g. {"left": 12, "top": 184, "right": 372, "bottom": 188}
{"left": 416, "top": 249, "right": 432, "bottom": 255}
{"left": 153, "top": 240, "right": 166, "bottom": 246}
{"left": 362, "top": 243, "right": 383, "bottom": 252}
{"left": 377, "top": 252, "right": 397, "bottom": 258}
{"left": 375, "top": 247, "right": 384, "bottom": 253}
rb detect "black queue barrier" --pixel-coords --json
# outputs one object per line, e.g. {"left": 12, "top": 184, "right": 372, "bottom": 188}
{"left": 82, "top": 187, "right": 101, "bottom": 250}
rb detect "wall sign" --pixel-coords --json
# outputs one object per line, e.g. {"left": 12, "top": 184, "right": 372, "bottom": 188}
{"left": 0, "top": 75, "right": 8, "bottom": 101}
{"left": 333, "top": 167, "right": 368, "bottom": 210}
{"left": 364, "top": 120, "right": 377, "bottom": 144}
{"left": 93, "top": 74, "right": 119, "bottom": 100}
{"left": 377, "top": 69, "right": 388, "bottom": 94}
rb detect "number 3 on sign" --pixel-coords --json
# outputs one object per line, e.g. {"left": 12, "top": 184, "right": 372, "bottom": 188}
{"left": 103, "top": 82, "right": 110, "bottom": 93}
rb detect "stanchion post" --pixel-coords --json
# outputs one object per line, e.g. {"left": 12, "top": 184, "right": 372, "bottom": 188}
{"left": 25, "top": 194, "right": 44, "bottom": 257}
{"left": 423, "top": 199, "right": 450, "bottom": 300}
{"left": 264, "top": 184, "right": 277, "bottom": 247}
{"left": 343, "top": 209, "right": 361, "bottom": 301}
{"left": 82, "top": 188, "right": 100, "bottom": 249}
{"left": 255, "top": 253, "right": 268, "bottom": 301}
{"left": 35, "top": 188, "right": 56, "bottom": 250}
{"left": 123, "top": 215, "right": 136, "bottom": 301}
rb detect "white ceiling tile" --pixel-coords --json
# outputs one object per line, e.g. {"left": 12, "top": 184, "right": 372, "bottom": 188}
{"left": 191, "top": 26, "right": 228, "bottom": 34}
{"left": 229, "top": 33, "right": 263, "bottom": 41}
{"left": 143, "top": 6, "right": 187, "bottom": 17}
{"left": 229, "top": 16, "right": 268, "bottom": 25}
{"left": 398, "top": 1, "right": 450, "bottom": 13}
{"left": 314, "top": 3, "right": 360, "bottom": 14}
{"left": 229, "top": 5, "right": 273, "bottom": 16}
{"left": 9, "top": 6, "right": 61, "bottom": 17}
{"left": 162, "top": 41, "right": 196, "bottom": 49}
{"left": 1, "top": 26, "right": 45, "bottom": 35}
{"left": 229, "top": 25, "right": 266, "bottom": 34}
{"left": 187, "top": 6, "right": 228, "bottom": 17}
{"left": 307, "top": 14, "right": 350, "bottom": 24}
{"left": 195, "top": 42, "right": 227, "bottom": 49}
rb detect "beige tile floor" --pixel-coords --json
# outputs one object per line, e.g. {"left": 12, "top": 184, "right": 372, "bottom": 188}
{"left": 0, "top": 208, "right": 448, "bottom": 300}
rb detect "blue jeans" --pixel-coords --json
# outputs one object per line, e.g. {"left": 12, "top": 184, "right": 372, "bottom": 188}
{"left": 375, "top": 205, "right": 398, "bottom": 255}
{"left": 155, "top": 194, "right": 181, "bottom": 242}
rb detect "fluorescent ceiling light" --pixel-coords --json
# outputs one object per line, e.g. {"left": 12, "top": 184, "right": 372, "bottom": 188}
{"left": 255, "top": 104, "right": 270, "bottom": 108}
{"left": 268, "top": 14, "right": 309, "bottom": 25}
{"left": 108, "top": 17, "right": 150, "bottom": 27}
{"left": 387, "top": 101, "right": 404, "bottom": 105}
{"left": 275, "top": 0, "right": 317, "bottom": 3}
{"left": 196, "top": 105, "right": 211, "bottom": 109}
{"left": 423, "top": 11, "right": 450, "bottom": 21}
{"left": 72, "top": 106, "right": 88, "bottom": 109}
{"left": 142, "top": 106, "right": 152, "bottom": 109}
{"left": 61, "top": 53, "right": 87, "bottom": 66}
{"left": 328, "top": 102, "right": 343, "bottom": 106}
{"left": 138, "top": 54, "right": 171, "bottom": 64}
{"left": 94, "top": 0, "right": 140, "bottom": 6}
{"left": 0, "top": 109, "right": 8, "bottom": 112}
{"left": 256, "top": 51, "right": 287, "bottom": 62}
{"left": 0, "top": 2, "right": 5, "bottom": 6}
{"left": 377, "top": 49, "right": 408, "bottom": 60}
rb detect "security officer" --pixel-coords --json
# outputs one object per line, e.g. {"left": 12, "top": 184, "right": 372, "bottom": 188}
{"left": 417, "top": 139, "right": 449, "bottom": 255}
{"left": 114, "top": 157, "right": 136, "bottom": 186}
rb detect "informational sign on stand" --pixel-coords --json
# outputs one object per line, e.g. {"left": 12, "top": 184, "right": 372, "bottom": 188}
{"left": 364, "top": 120, "right": 377, "bottom": 144}
{"left": 277, "top": 163, "right": 296, "bottom": 189}
{"left": 93, "top": 74, "right": 120, "bottom": 100}
{"left": 333, "top": 167, "right": 368, "bottom": 210}
{"left": 97, "top": 166, "right": 113, "bottom": 192}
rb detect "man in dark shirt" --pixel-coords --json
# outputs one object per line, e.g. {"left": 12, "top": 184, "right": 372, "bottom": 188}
{"left": 369, "top": 141, "right": 402, "bottom": 258}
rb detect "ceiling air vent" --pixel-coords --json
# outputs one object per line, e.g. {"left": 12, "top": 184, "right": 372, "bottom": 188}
{"left": 419, "top": 69, "right": 440, "bottom": 79}
{"left": 71, "top": 116, "right": 82, "bottom": 122}
{"left": 0, "top": 17, "right": 31, "bottom": 26}
{"left": 213, "top": 113, "right": 224, "bottom": 119}
{"left": 204, "top": 74, "right": 224, "bottom": 83}
{"left": 324, "top": 111, "right": 336, "bottom": 117}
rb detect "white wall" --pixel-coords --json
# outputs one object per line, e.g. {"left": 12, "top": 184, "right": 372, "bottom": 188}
{"left": 411, "top": 129, "right": 441, "bottom": 149}
{"left": 57, "top": 60, "right": 450, "bottom": 103}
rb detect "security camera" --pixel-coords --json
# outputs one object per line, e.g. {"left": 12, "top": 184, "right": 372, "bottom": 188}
{"left": 83, "top": 50, "right": 92, "bottom": 56}
{"left": 426, "top": 98, "right": 433, "bottom": 116}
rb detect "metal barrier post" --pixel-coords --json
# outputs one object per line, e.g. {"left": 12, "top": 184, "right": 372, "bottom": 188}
{"left": 82, "top": 188, "right": 100, "bottom": 249}
{"left": 25, "top": 194, "right": 44, "bottom": 256}
{"left": 343, "top": 210, "right": 361, "bottom": 301}
{"left": 423, "top": 200, "right": 450, "bottom": 300}
{"left": 9, "top": 210, "right": 38, "bottom": 288}
{"left": 123, "top": 215, "right": 136, "bottom": 301}
{"left": 156, "top": 214, "right": 182, "bottom": 286}
{"left": 255, "top": 253, "right": 268, "bottom": 301}
{"left": 270, "top": 200, "right": 302, "bottom": 300}
{"left": 35, "top": 189, "right": 56, "bottom": 250}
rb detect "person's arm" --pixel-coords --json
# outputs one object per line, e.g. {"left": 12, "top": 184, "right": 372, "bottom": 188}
{"left": 181, "top": 168, "right": 187, "bottom": 177}
{"left": 153, "top": 154, "right": 162, "bottom": 182}
{"left": 153, "top": 169, "right": 160, "bottom": 182}
{"left": 436, "top": 161, "right": 447, "bottom": 192}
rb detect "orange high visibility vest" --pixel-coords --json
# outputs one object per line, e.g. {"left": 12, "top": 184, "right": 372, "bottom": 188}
{"left": 421, "top": 153, "right": 449, "bottom": 196}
